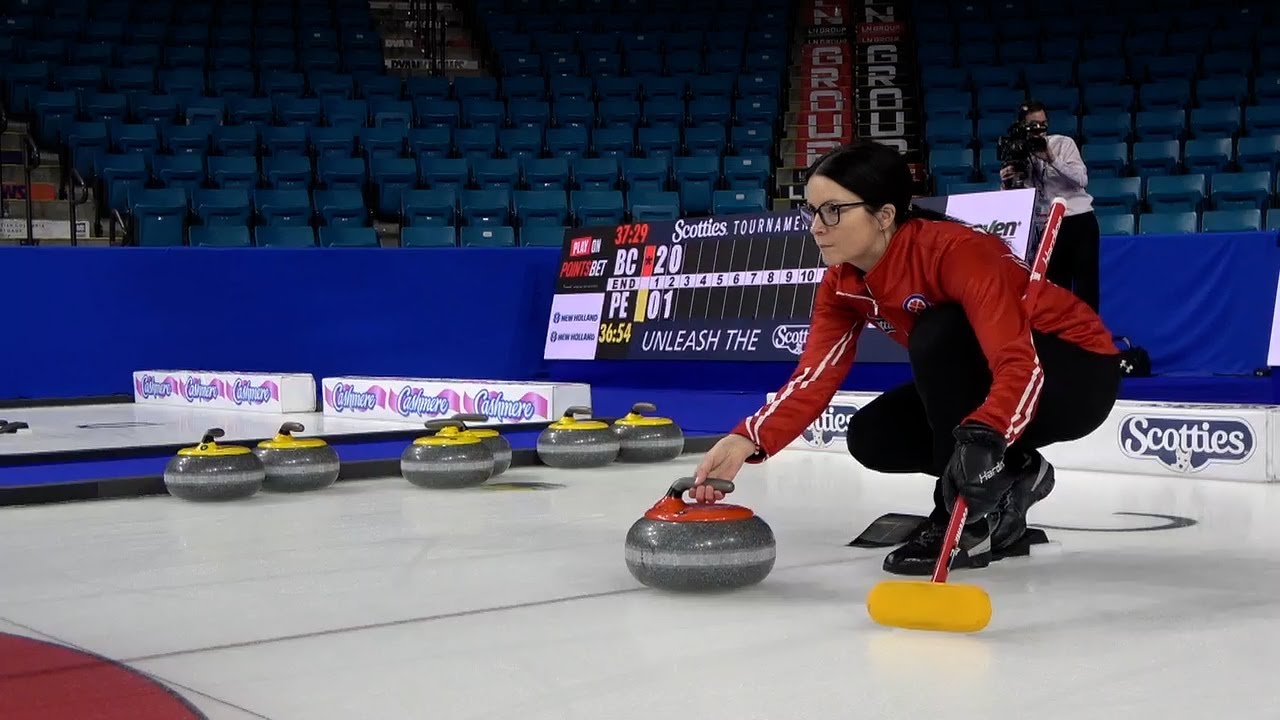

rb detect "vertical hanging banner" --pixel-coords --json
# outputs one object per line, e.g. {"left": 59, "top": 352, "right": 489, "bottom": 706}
{"left": 794, "top": 0, "right": 853, "bottom": 168}
{"left": 854, "top": 1, "right": 924, "bottom": 183}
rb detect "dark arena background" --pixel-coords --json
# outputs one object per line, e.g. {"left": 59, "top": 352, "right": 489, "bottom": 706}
{"left": 2, "top": 0, "right": 1280, "bottom": 717}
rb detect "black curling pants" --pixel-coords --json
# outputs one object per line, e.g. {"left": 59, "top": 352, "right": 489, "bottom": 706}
{"left": 1044, "top": 211, "right": 1101, "bottom": 313}
{"left": 846, "top": 304, "right": 1120, "bottom": 517}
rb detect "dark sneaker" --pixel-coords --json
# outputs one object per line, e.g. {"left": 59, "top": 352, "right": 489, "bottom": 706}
{"left": 990, "top": 450, "right": 1056, "bottom": 553}
{"left": 882, "top": 515, "right": 993, "bottom": 576}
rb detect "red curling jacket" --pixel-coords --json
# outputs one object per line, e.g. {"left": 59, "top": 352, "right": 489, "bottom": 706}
{"left": 732, "top": 218, "right": 1117, "bottom": 459}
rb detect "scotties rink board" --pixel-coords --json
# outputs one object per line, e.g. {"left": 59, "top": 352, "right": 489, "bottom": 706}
{"left": 775, "top": 391, "right": 1280, "bottom": 483}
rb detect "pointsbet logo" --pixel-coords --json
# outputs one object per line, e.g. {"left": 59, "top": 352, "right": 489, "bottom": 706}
{"left": 801, "top": 402, "right": 860, "bottom": 449}
{"left": 1118, "top": 415, "right": 1256, "bottom": 473}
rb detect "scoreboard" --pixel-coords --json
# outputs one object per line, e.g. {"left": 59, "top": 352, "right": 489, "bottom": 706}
{"left": 543, "top": 211, "right": 827, "bottom": 362}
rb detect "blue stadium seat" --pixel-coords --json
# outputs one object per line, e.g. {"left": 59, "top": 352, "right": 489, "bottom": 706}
{"left": 622, "top": 157, "right": 669, "bottom": 193}
{"left": 111, "top": 123, "right": 160, "bottom": 155}
{"left": 673, "top": 156, "right": 719, "bottom": 216}
{"left": 522, "top": 157, "right": 568, "bottom": 190}
{"left": 1082, "top": 112, "right": 1133, "bottom": 144}
{"left": 229, "top": 97, "right": 274, "bottom": 126}
{"left": 317, "top": 156, "right": 368, "bottom": 190}
{"left": 193, "top": 189, "right": 252, "bottom": 226}
{"left": 1182, "top": 138, "right": 1233, "bottom": 175}
{"left": 1256, "top": 75, "right": 1280, "bottom": 106}
{"left": 684, "top": 125, "right": 727, "bottom": 157}
{"left": 1236, "top": 135, "right": 1280, "bottom": 175}
{"left": 262, "top": 72, "right": 307, "bottom": 99}
{"left": 928, "top": 149, "right": 975, "bottom": 187}
{"left": 255, "top": 190, "right": 314, "bottom": 226}
{"left": 313, "top": 190, "right": 369, "bottom": 227}
{"left": 592, "top": 127, "right": 635, "bottom": 159}
{"left": 624, "top": 191, "right": 678, "bottom": 221}
{"left": 1089, "top": 177, "right": 1143, "bottom": 214}
{"left": 190, "top": 226, "right": 252, "bottom": 248}
{"left": 405, "top": 127, "right": 451, "bottom": 161}
{"left": 1245, "top": 106, "right": 1280, "bottom": 136}
{"left": 461, "top": 226, "right": 516, "bottom": 247}
{"left": 1137, "top": 81, "right": 1189, "bottom": 111}
{"left": 550, "top": 75, "right": 594, "bottom": 102}
{"left": 360, "top": 127, "right": 407, "bottom": 161}
{"left": 1145, "top": 174, "right": 1206, "bottom": 213}
{"left": 370, "top": 159, "right": 418, "bottom": 217}
{"left": 1097, "top": 213, "right": 1136, "bottom": 236}
{"left": 520, "top": 225, "right": 567, "bottom": 247}
{"left": 722, "top": 155, "right": 770, "bottom": 191}
{"left": 1268, "top": 209, "right": 1280, "bottom": 232}
{"left": 1197, "top": 75, "right": 1249, "bottom": 108}
{"left": 34, "top": 92, "right": 78, "bottom": 145}
{"left": 326, "top": 98, "right": 370, "bottom": 127}
{"left": 99, "top": 154, "right": 150, "bottom": 214}
{"left": 277, "top": 98, "right": 323, "bottom": 126}
{"left": 571, "top": 190, "right": 625, "bottom": 226}
{"left": 572, "top": 158, "right": 619, "bottom": 191}
{"left": 261, "top": 155, "right": 312, "bottom": 192}
{"left": 207, "top": 157, "right": 259, "bottom": 190}
{"left": 1201, "top": 209, "right": 1262, "bottom": 233}
{"left": 1084, "top": 84, "right": 1135, "bottom": 113}
{"left": 473, "top": 158, "right": 521, "bottom": 190}
{"left": 310, "top": 73, "right": 356, "bottom": 101}
{"left": 130, "top": 189, "right": 189, "bottom": 247}
{"left": 598, "top": 100, "right": 641, "bottom": 129}
{"left": 1190, "top": 107, "right": 1241, "bottom": 138}
{"left": 514, "top": 190, "right": 570, "bottom": 227}
{"left": 213, "top": 126, "right": 259, "bottom": 157}
{"left": 153, "top": 155, "right": 206, "bottom": 194}
{"left": 1131, "top": 140, "right": 1181, "bottom": 177}
{"left": 1081, "top": 142, "right": 1128, "bottom": 178}
{"left": 455, "top": 126, "right": 499, "bottom": 160}
{"left": 503, "top": 76, "right": 546, "bottom": 102}
{"left": 925, "top": 118, "right": 973, "bottom": 150}
{"left": 320, "top": 226, "right": 379, "bottom": 247}
{"left": 713, "top": 189, "right": 768, "bottom": 216}
{"left": 552, "top": 98, "right": 593, "bottom": 128}
{"left": 401, "top": 225, "right": 457, "bottom": 248}
{"left": 261, "top": 127, "right": 310, "bottom": 157}
{"left": 310, "top": 127, "right": 357, "bottom": 159}
{"left": 1210, "top": 172, "right": 1272, "bottom": 210}
{"left": 1138, "top": 211, "right": 1198, "bottom": 235}
{"left": 402, "top": 189, "right": 457, "bottom": 226}
{"left": 256, "top": 226, "right": 318, "bottom": 248}
{"left": 461, "top": 98, "right": 506, "bottom": 128}
{"left": 1134, "top": 109, "right": 1186, "bottom": 142}
{"left": 460, "top": 189, "right": 512, "bottom": 226}
{"left": 497, "top": 127, "right": 542, "bottom": 161}
{"left": 546, "top": 127, "right": 589, "bottom": 158}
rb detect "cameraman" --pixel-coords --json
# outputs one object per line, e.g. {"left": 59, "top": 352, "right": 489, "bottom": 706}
{"left": 999, "top": 100, "right": 1100, "bottom": 312}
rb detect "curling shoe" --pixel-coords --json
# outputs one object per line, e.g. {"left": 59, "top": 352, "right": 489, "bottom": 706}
{"left": 882, "top": 514, "right": 993, "bottom": 577}
{"left": 990, "top": 449, "right": 1056, "bottom": 554}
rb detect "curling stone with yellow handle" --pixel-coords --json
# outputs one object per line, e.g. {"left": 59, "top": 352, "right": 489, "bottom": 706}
{"left": 400, "top": 419, "right": 495, "bottom": 489}
{"left": 447, "top": 413, "right": 511, "bottom": 476}
{"left": 536, "top": 406, "right": 620, "bottom": 468}
{"left": 163, "top": 428, "right": 265, "bottom": 501}
{"left": 612, "top": 402, "right": 685, "bottom": 462}
{"left": 253, "top": 422, "right": 341, "bottom": 492}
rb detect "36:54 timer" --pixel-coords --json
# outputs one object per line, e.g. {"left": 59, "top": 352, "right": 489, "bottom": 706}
{"left": 598, "top": 321, "right": 633, "bottom": 344}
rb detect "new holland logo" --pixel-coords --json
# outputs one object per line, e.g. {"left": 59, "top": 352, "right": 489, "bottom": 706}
{"left": 1118, "top": 415, "right": 1256, "bottom": 473}
{"left": 801, "top": 402, "right": 859, "bottom": 449}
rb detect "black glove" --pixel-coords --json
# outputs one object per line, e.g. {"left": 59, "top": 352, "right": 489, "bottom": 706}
{"left": 942, "top": 422, "right": 1011, "bottom": 517}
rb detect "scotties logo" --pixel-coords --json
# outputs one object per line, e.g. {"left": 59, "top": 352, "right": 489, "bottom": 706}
{"left": 1118, "top": 415, "right": 1256, "bottom": 473}
{"left": 772, "top": 324, "right": 810, "bottom": 355}
{"left": 801, "top": 402, "right": 859, "bottom": 449}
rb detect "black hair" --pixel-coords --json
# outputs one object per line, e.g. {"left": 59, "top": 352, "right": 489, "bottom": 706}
{"left": 1018, "top": 99, "right": 1048, "bottom": 122}
{"left": 805, "top": 140, "right": 957, "bottom": 225}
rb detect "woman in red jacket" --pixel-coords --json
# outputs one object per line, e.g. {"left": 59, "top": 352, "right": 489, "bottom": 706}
{"left": 692, "top": 141, "right": 1120, "bottom": 576}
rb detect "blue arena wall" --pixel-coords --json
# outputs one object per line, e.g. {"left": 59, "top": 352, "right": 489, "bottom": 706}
{"left": 2, "top": 230, "right": 1278, "bottom": 404}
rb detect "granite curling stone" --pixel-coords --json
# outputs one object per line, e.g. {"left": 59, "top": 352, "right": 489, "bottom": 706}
{"left": 452, "top": 413, "right": 512, "bottom": 476}
{"left": 612, "top": 402, "right": 685, "bottom": 463}
{"left": 253, "top": 422, "right": 341, "bottom": 492}
{"left": 400, "top": 419, "right": 495, "bottom": 489}
{"left": 536, "top": 405, "right": 620, "bottom": 469}
{"left": 163, "top": 428, "right": 265, "bottom": 501}
{"left": 625, "top": 477, "right": 776, "bottom": 592}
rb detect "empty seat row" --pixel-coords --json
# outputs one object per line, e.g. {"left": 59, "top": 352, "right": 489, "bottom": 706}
{"left": 918, "top": 32, "right": 1269, "bottom": 69}
{"left": 1099, "top": 209, "right": 1280, "bottom": 235}
{"left": 923, "top": 68, "right": 1276, "bottom": 103}
{"left": 1086, "top": 173, "right": 1280, "bottom": 214}
{"left": 1081, "top": 137, "right": 1280, "bottom": 177}
{"left": 488, "top": 28, "right": 786, "bottom": 56}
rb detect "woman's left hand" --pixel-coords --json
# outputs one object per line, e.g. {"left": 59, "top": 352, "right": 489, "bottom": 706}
{"left": 941, "top": 422, "right": 1014, "bottom": 517}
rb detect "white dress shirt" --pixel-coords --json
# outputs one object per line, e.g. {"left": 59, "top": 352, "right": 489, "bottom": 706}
{"left": 1029, "top": 134, "right": 1095, "bottom": 218}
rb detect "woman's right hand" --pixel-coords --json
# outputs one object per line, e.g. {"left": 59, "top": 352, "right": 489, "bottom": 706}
{"left": 690, "top": 434, "right": 759, "bottom": 503}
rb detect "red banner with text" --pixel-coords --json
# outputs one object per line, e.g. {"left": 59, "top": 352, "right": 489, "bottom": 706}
{"left": 794, "top": 0, "right": 853, "bottom": 167}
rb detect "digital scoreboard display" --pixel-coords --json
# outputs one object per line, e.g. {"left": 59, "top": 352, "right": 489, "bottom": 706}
{"left": 543, "top": 211, "right": 826, "bottom": 362}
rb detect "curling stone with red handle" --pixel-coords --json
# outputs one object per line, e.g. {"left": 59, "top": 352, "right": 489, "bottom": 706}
{"left": 163, "top": 428, "right": 265, "bottom": 501}
{"left": 624, "top": 477, "right": 776, "bottom": 591}
{"left": 400, "top": 419, "right": 495, "bottom": 489}
{"left": 612, "top": 402, "right": 685, "bottom": 462}
{"left": 253, "top": 422, "right": 341, "bottom": 492}
{"left": 536, "top": 406, "right": 620, "bottom": 468}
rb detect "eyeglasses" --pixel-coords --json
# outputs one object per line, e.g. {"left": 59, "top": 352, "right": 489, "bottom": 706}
{"left": 799, "top": 201, "right": 871, "bottom": 227}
